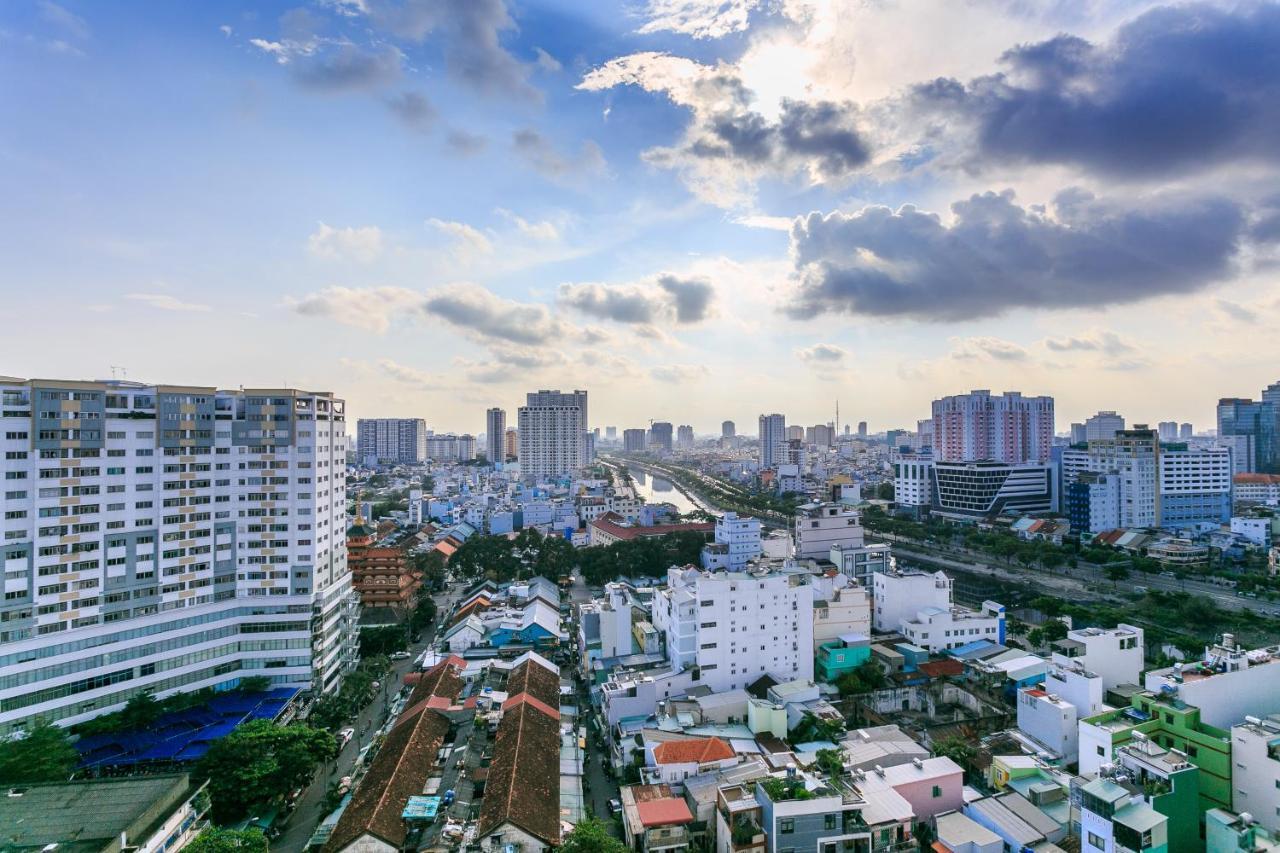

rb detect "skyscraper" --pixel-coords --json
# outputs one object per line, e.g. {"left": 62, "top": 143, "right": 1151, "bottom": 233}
{"left": 1084, "top": 411, "right": 1125, "bottom": 442}
{"left": 931, "top": 390, "right": 1055, "bottom": 464}
{"left": 623, "top": 428, "right": 647, "bottom": 452}
{"left": 857, "top": 421, "right": 868, "bottom": 438}
{"left": 356, "top": 418, "right": 427, "bottom": 464}
{"left": 758, "top": 413, "right": 785, "bottom": 468}
{"left": 504, "top": 427, "right": 519, "bottom": 461}
{"left": 676, "top": 424, "right": 694, "bottom": 449}
{"left": 1157, "top": 421, "right": 1178, "bottom": 442}
{"left": 1218, "top": 394, "right": 1278, "bottom": 473}
{"left": 486, "top": 407, "right": 506, "bottom": 465}
{"left": 650, "top": 421, "right": 674, "bottom": 452}
{"left": 721, "top": 420, "right": 735, "bottom": 438}
{"left": 1179, "top": 423, "right": 1193, "bottom": 440}
{"left": 517, "top": 389, "right": 588, "bottom": 481}
{"left": 1070, "top": 423, "right": 1087, "bottom": 445}
{"left": 605, "top": 426, "right": 617, "bottom": 440}
{"left": 0, "top": 377, "right": 359, "bottom": 735}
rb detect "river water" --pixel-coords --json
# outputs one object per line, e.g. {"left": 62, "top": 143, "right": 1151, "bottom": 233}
{"left": 628, "top": 469, "right": 698, "bottom": 514}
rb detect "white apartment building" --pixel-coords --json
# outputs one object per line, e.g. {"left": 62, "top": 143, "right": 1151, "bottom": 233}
{"left": 355, "top": 417, "right": 426, "bottom": 464}
{"left": 1159, "top": 444, "right": 1233, "bottom": 527}
{"left": 1235, "top": 474, "right": 1280, "bottom": 507}
{"left": 893, "top": 453, "right": 933, "bottom": 510}
{"left": 758, "top": 414, "right": 785, "bottom": 469}
{"left": 485, "top": 407, "right": 506, "bottom": 466}
{"left": 829, "top": 542, "right": 891, "bottom": 589}
{"left": 1016, "top": 687, "right": 1079, "bottom": 763}
{"left": 1062, "top": 428, "right": 1160, "bottom": 528}
{"left": 0, "top": 378, "right": 358, "bottom": 735}
{"left": 1231, "top": 715, "right": 1280, "bottom": 834}
{"left": 1043, "top": 661, "right": 1104, "bottom": 717}
{"left": 931, "top": 390, "right": 1054, "bottom": 464}
{"left": 652, "top": 565, "right": 813, "bottom": 693}
{"left": 1051, "top": 624, "right": 1144, "bottom": 691}
{"left": 871, "top": 568, "right": 951, "bottom": 633}
{"left": 701, "top": 512, "right": 762, "bottom": 571}
{"left": 811, "top": 575, "right": 871, "bottom": 650}
{"left": 793, "top": 502, "right": 866, "bottom": 559}
{"left": 1144, "top": 637, "right": 1280, "bottom": 728}
{"left": 899, "top": 601, "right": 1005, "bottom": 653}
{"left": 518, "top": 390, "right": 588, "bottom": 482}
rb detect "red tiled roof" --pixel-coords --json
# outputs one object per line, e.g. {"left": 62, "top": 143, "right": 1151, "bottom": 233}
{"left": 917, "top": 659, "right": 964, "bottom": 678}
{"left": 1235, "top": 473, "right": 1280, "bottom": 484}
{"left": 503, "top": 692, "right": 560, "bottom": 720}
{"left": 590, "top": 512, "right": 715, "bottom": 541}
{"left": 476, "top": 700, "right": 561, "bottom": 845}
{"left": 636, "top": 797, "right": 694, "bottom": 828}
{"left": 652, "top": 736, "right": 734, "bottom": 765}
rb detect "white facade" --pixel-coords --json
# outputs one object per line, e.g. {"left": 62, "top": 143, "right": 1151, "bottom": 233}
{"left": 812, "top": 580, "right": 871, "bottom": 650}
{"left": 1062, "top": 429, "right": 1159, "bottom": 528}
{"left": 1144, "top": 639, "right": 1280, "bottom": 728}
{"left": 0, "top": 379, "right": 357, "bottom": 735}
{"left": 899, "top": 601, "right": 1005, "bottom": 653}
{"left": 1230, "top": 716, "right": 1280, "bottom": 834}
{"left": 1085, "top": 411, "right": 1126, "bottom": 442}
{"left": 652, "top": 566, "right": 814, "bottom": 693}
{"left": 893, "top": 454, "right": 933, "bottom": 509}
{"left": 1052, "top": 624, "right": 1144, "bottom": 691}
{"left": 356, "top": 417, "right": 426, "bottom": 464}
{"left": 829, "top": 542, "right": 891, "bottom": 589}
{"left": 518, "top": 389, "right": 588, "bottom": 482}
{"left": 758, "top": 413, "right": 785, "bottom": 469}
{"left": 871, "top": 568, "right": 951, "bottom": 633}
{"left": 1043, "top": 662, "right": 1104, "bottom": 717}
{"left": 1017, "top": 687, "right": 1078, "bottom": 763}
{"left": 1231, "top": 516, "right": 1272, "bottom": 547}
{"left": 793, "top": 502, "right": 866, "bottom": 559}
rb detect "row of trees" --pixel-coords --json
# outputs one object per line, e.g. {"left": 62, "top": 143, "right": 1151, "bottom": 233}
{"left": 448, "top": 527, "right": 577, "bottom": 582}
{"left": 308, "top": 655, "right": 391, "bottom": 732}
{"left": 196, "top": 719, "right": 336, "bottom": 823}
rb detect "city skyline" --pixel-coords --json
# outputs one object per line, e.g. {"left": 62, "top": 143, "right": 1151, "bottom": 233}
{"left": 4, "top": 1, "right": 1279, "bottom": 432}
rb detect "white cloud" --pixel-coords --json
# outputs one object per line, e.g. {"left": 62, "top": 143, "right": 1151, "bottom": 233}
{"left": 307, "top": 222, "right": 384, "bottom": 262}
{"left": 495, "top": 209, "right": 560, "bottom": 241}
{"left": 124, "top": 293, "right": 211, "bottom": 312}
{"left": 376, "top": 358, "right": 441, "bottom": 389}
{"left": 219, "top": 24, "right": 233, "bottom": 37}
{"left": 637, "top": 0, "right": 762, "bottom": 39}
{"left": 286, "top": 285, "right": 419, "bottom": 334}
{"left": 651, "top": 363, "right": 710, "bottom": 383}
{"left": 426, "top": 218, "right": 493, "bottom": 255}
{"left": 949, "top": 336, "right": 1029, "bottom": 362}
{"left": 796, "top": 343, "right": 848, "bottom": 363}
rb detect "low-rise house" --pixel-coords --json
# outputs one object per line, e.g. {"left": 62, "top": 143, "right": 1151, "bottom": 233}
{"left": 648, "top": 737, "right": 739, "bottom": 789}
{"left": 620, "top": 784, "right": 696, "bottom": 853}
{"left": 935, "top": 810, "right": 1004, "bottom": 853}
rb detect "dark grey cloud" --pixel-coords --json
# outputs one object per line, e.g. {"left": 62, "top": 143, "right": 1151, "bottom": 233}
{"left": 786, "top": 188, "right": 1249, "bottom": 322}
{"left": 386, "top": 91, "right": 436, "bottom": 132}
{"left": 294, "top": 45, "right": 402, "bottom": 92}
{"left": 559, "top": 274, "right": 715, "bottom": 325}
{"left": 1044, "top": 330, "right": 1134, "bottom": 354}
{"left": 364, "top": 0, "right": 536, "bottom": 99}
{"left": 911, "top": 3, "right": 1280, "bottom": 178}
{"left": 445, "top": 129, "right": 488, "bottom": 156}
{"left": 687, "top": 98, "right": 870, "bottom": 180}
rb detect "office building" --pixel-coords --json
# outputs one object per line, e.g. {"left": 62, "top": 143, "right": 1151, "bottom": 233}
{"left": 857, "top": 421, "right": 867, "bottom": 438}
{"left": 931, "top": 390, "right": 1054, "bottom": 464}
{"left": 893, "top": 453, "right": 934, "bottom": 511}
{"left": 650, "top": 421, "right": 674, "bottom": 453}
{"left": 1070, "top": 423, "right": 1087, "bottom": 445}
{"left": 652, "top": 565, "right": 813, "bottom": 693}
{"left": 1179, "top": 423, "right": 1193, "bottom": 440}
{"left": 504, "top": 427, "right": 519, "bottom": 461}
{"left": 722, "top": 420, "right": 735, "bottom": 438}
{"left": 1085, "top": 411, "right": 1126, "bottom": 442}
{"left": 1159, "top": 443, "right": 1232, "bottom": 526}
{"left": 758, "top": 414, "right": 786, "bottom": 469}
{"left": 930, "top": 461, "right": 1057, "bottom": 519}
{"left": 605, "top": 426, "right": 617, "bottom": 440}
{"left": 1062, "top": 427, "right": 1160, "bottom": 528}
{"left": 676, "top": 424, "right": 694, "bottom": 449}
{"left": 1218, "top": 391, "right": 1279, "bottom": 473}
{"left": 518, "top": 389, "right": 588, "bottom": 481}
{"left": 486, "top": 407, "right": 506, "bottom": 465}
{"left": 623, "top": 428, "right": 647, "bottom": 453}
{"left": 1066, "top": 472, "right": 1122, "bottom": 534}
{"left": 0, "top": 378, "right": 358, "bottom": 735}
{"left": 1158, "top": 421, "right": 1178, "bottom": 442}
{"left": 355, "top": 417, "right": 427, "bottom": 464}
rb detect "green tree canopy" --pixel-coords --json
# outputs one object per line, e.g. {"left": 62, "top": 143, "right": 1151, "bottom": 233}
{"left": 184, "top": 827, "right": 269, "bottom": 853}
{"left": 559, "top": 817, "right": 628, "bottom": 853}
{"left": 195, "top": 721, "right": 336, "bottom": 824}
{"left": 0, "top": 721, "right": 78, "bottom": 784}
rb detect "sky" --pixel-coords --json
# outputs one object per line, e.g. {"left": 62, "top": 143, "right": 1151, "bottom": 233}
{"left": 2, "top": 0, "right": 1279, "bottom": 435}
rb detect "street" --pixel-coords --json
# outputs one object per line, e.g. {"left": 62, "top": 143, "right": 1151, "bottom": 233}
{"left": 272, "top": 584, "right": 464, "bottom": 852}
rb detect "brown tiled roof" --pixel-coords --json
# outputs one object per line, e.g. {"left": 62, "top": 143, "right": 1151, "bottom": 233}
{"left": 1235, "top": 473, "right": 1280, "bottom": 484}
{"left": 323, "top": 658, "right": 464, "bottom": 853}
{"left": 589, "top": 512, "right": 715, "bottom": 541}
{"left": 917, "top": 659, "right": 964, "bottom": 678}
{"left": 652, "top": 736, "right": 734, "bottom": 765}
{"left": 503, "top": 658, "right": 560, "bottom": 708}
{"left": 476, "top": 700, "right": 562, "bottom": 845}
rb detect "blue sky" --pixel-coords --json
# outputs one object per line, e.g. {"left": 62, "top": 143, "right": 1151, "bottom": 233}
{"left": 3, "top": 0, "right": 1278, "bottom": 434}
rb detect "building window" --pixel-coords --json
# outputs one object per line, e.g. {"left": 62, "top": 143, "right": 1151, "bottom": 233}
{"left": 780, "top": 818, "right": 794, "bottom": 834}
{"left": 1088, "top": 833, "right": 1105, "bottom": 850}
{"left": 932, "top": 785, "right": 942, "bottom": 798}
{"left": 825, "top": 814, "right": 837, "bottom": 830}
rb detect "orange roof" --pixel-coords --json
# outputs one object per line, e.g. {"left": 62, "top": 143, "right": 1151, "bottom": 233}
{"left": 502, "top": 692, "right": 560, "bottom": 720}
{"left": 933, "top": 841, "right": 953, "bottom": 853}
{"left": 590, "top": 513, "right": 715, "bottom": 541}
{"left": 1235, "top": 473, "right": 1280, "bottom": 484}
{"left": 652, "top": 736, "right": 735, "bottom": 765}
{"left": 635, "top": 797, "right": 694, "bottom": 828}
{"left": 434, "top": 540, "right": 458, "bottom": 558}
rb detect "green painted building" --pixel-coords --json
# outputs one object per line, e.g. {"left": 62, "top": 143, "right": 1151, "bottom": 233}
{"left": 816, "top": 633, "right": 872, "bottom": 682}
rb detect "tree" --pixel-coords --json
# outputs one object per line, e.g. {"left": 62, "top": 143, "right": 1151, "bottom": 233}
{"left": 118, "top": 692, "right": 163, "bottom": 730}
{"left": 360, "top": 625, "right": 408, "bottom": 658}
{"left": 790, "top": 712, "right": 844, "bottom": 744}
{"left": 0, "top": 721, "right": 78, "bottom": 784}
{"left": 1040, "top": 618, "right": 1069, "bottom": 643}
{"left": 184, "top": 827, "right": 269, "bottom": 853}
{"left": 1105, "top": 564, "right": 1130, "bottom": 586}
{"left": 835, "top": 661, "right": 888, "bottom": 697}
{"left": 875, "top": 481, "right": 895, "bottom": 501}
{"left": 239, "top": 676, "right": 271, "bottom": 694}
{"left": 196, "top": 721, "right": 336, "bottom": 824}
{"left": 559, "top": 817, "right": 627, "bottom": 853}
{"left": 932, "top": 735, "right": 977, "bottom": 777}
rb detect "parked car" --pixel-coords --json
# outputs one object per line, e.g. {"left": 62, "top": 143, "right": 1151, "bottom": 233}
{"left": 338, "top": 727, "right": 355, "bottom": 748}
{"left": 609, "top": 799, "right": 622, "bottom": 815}
{"left": 390, "top": 651, "right": 411, "bottom": 660}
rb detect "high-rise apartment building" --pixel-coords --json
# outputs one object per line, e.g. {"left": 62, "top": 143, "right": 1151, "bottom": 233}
{"left": 425, "top": 433, "right": 475, "bottom": 461}
{"left": 1157, "top": 421, "right": 1178, "bottom": 442}
{"left": 485, "top": 408, "right": 505, "bottom": 465}
{"left": 721, "top": 420, "right": 735, "bottom": 438}
{"left": 1218, "top": 390, "right": 1279, "bottom": 473}
{"left": 1179, "top": 423, "right": 1193, "bottom": 440}
{"left": 676, "top": 424, "right": 694, "bottom": 449}
{"left": 605, "top": 426, "right": 617, "bottom": 440}
{"left": 785, "top": 425, "right": 805, "bottom": 441}
{"left": 1084, "top": 411, "right": 1125, "bottom": 442}
{"left": 857, "top": 421, "right": 868, "bottom": 438}
{"left": 504, "top": 427, "right": 519, "bottom": 461}
{"left": 517, "top": 390, "right": 588, "bottom": 481}
{"left": 622, "top": 428, "right": 646, "bottom": 453}
{"left": 649, "top": 422, "right": 673, "bottom": 452}
{"left": 931, "top": 390, "right": 1054, "bottom": 464}
{"left": 758, "top": 413, "right": 785, "bottom": 468}
{"left": 0, "top": 378, "right": 358, "bottom": 735}
{"left": 1069, "top": 423, "right": 1087, "bottom": 445}
{"left": 355, "top": 418, "right": 427, "bottom": 464}
{"left": 1063, "top": 426, "right": 1160, "bottom": 528}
